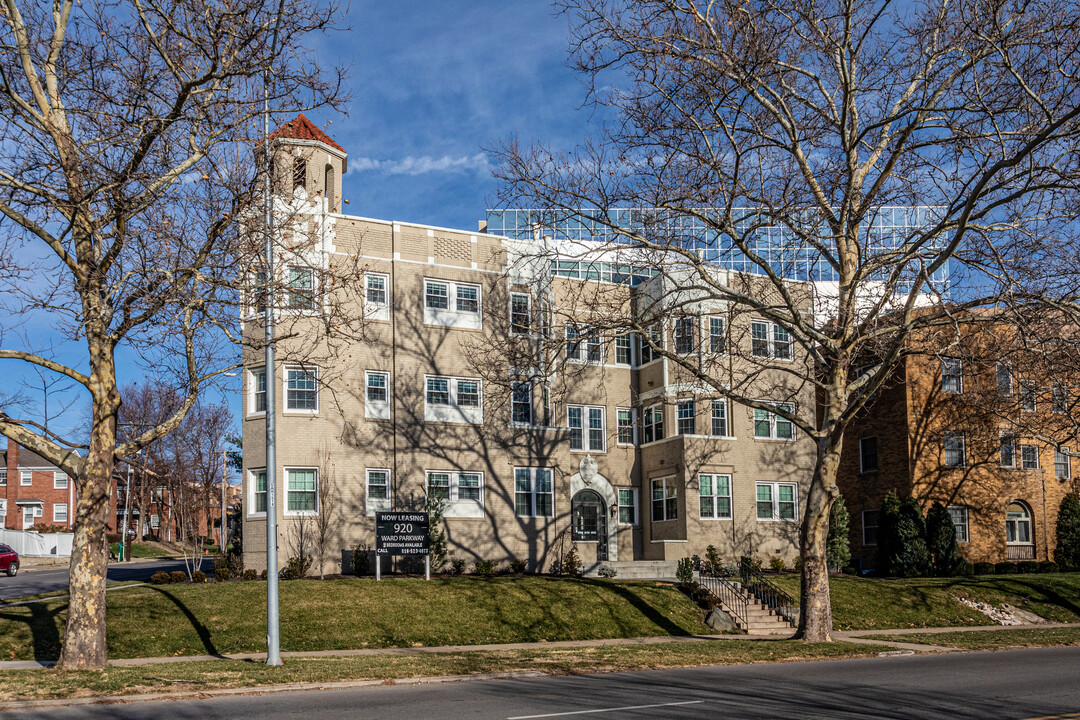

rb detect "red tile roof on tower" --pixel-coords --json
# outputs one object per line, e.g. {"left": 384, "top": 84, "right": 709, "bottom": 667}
{"left": 267, "top": 113, "right": 345, "bottom": 154}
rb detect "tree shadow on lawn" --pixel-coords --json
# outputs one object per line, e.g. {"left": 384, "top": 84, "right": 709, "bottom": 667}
{"left": 0, "top": 601, "right": 64, "bottom": 662}
{"left": 144, "top": 586, "right": 220, "bottom": 657}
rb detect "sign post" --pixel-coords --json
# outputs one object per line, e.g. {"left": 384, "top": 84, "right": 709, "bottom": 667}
{"left": 375, "top": 512, "right": 430, "bottom": 580}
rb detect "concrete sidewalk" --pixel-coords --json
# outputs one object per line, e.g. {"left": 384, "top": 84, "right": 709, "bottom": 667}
{"left": 4, "top": 621, "right": 1077, "bottom": 671}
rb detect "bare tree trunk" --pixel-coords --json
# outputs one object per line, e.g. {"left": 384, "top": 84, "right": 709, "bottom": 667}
{"left": 796, "top": 434, "right": 843, "bottom": 642}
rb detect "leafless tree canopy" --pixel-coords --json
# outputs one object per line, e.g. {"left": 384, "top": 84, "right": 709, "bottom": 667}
{"left": 491, "top": 0, "right": 1080, "bottom": 641}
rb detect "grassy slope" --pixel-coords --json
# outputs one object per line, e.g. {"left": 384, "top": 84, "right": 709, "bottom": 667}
{"left": 0, "top": 577, "right": 718, "bottom": 662}
{"left": 861, "top": 627, "right": 1080, "bottom": 651}
{"left": 770, "top": 572, "right": 1080, "bottom": 630}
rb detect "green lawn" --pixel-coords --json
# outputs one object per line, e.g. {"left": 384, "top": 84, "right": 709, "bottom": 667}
{"left": 860, "top": 627, "right": 1080, "bottom": 651}
{"left": 0, "top": 639, "right": 889, "bottom": 704}
{"left": 111, "top": 542, "right": 178, "bottom": 559}
{"left": 770, "top": 572, "right": 1080, "bottom": 630}
{"left": 0, "top": 577, "right": 719, "bottom": 662}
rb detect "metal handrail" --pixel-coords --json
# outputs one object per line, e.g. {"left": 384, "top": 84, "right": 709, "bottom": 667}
{"left": 697, "top": 568, "right": 748, "bottom": 629}
{"left": 740, "top": 558, "right": 798, "bottom": 626}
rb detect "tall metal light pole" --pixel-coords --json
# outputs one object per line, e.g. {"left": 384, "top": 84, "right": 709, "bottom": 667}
{"left": 220, "top": 449, "right": 228, "bottom": 551}
{"left": 263, "top": 0, "right": 286, "bottom": 667}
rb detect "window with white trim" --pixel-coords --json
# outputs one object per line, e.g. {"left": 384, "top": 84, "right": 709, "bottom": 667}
{"left": 424, "top": 279, "right": 482, "bottom": 328}
{"left": 616, "top": 408, "right": 637, "bottom": 445}
{"left": 862, "top": 510, "right": 879, "bottom": 546}
{"left": 150, "top": 513, "right": 160, "bottom": 529}
{"left": 699, "top": 474, "right": 731, "bottom": 519}
{"left": 1056, "top": 447, "right": 1071, "bottom": 479}
{"left": 617, "top": 488, "right": 638, "bottom": 525}
{"left": 285, "top": 468, "right": 318, "bottom": 514}
{"left": 510, "top": 293, "right": 531, "bottom": 334}
{"left": 638, "top": 325, "right": 662, "bottom": 364}
{"left": 643, "top": 404, "right": 664, "bottom": 443}
{"left": 514, "top": 467, "right": 553, "bottom": 517}
{"left": 426, "top": 470, "right": 484, "bottom": 516}
{"left": 1053, "top": 383, "right": 1068, "bottom": 414}
{"left": 756, "top": 482, "right": 797, "bottom": 521}
{"left": 944, "top": 432, "right": 966, "bottom": 468}
{"left": 860, "top": 437, "right": 879, "bottom": 473}
{"left": 568, "top": 405, "right": 605, "bottom": 452}
{"left": 676, "top": 400, "right": 696, "bottom": 435}
{"left": 709, "top": 316, "right": 726, "bottom": 354}
{"left": 53, "top": 503, "right": 68, "bottom": 523}
{"left": 285, "top": 365, "right": 318, "bottom": 412}
{"left": 364, "top": 273, "right": 389, "bottom": 321}
{"left": 1020, "top": 380, "right": 1037, "bottom": 412}
{"left": 249, "top": 468, "right": 267, "bottom": 515}
{"left": 249, "top": 367, "right": 267, "bottom": 415}
{"left": 565, "top": 324, "right": 602, "bottom": 363}
{"left": 366, "top": 468, "right": 390, "bottom": 516}
{"left": 0, "top": 469, "right": 6, "bottom": 486}
{"left": 20, "top": 471, "right": 31, "bottom": 486}
{"left": 365, "top": 371, "right": 390, "bottom": 420}
{"left": 751, "top": 320, "right": 793, "bottom": 360}
{"left": 941, "top": 357, "right": 962, "bottom": 393}
{"left": 1020, "top": 444, "right": 1039, "bottom": 469}
{"left": 287, "top": 265, "right": 316, "bottom": 311}
{"left": 947, "top": 505, "right": 969, "bottom": 542}
{"left": 997, "top": 362, "right": 1013, "bottom": 396}
{"left": 1001, "top": 434, "right": 1016, "bottom": 468}
{"left": 54, "top": 472, "right": 68, "bottom": 490}
{"left": 651, "top": 477, "right": 678, "bottom": 522}
{"left": 710, "top": 400, "right": 728, "bottom": 437}
{"left": 674, "top": 317, "right": 695, "bottom": 354}
{"left": 615, "top": 333, "right": 633, "bottom": 366}
{"left": 753, "top": 403, "right": 796, "bottom": 440}
{"left": 511, "top": 381, "right": 533, "bottom": 425}
{"left": 424, "top": 376, "right": 483, "bottom": 424}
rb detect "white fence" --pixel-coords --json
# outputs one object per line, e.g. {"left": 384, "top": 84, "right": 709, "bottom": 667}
{"left": 0, "top": 528, "right": 73, "bottom": 557}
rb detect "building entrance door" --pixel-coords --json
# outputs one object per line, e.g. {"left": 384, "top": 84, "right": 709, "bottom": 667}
{"left": 572, "top": 490, "right": 608, "bottom": 562}
{"left": 22, "top": 506, "right": 36, "bottom": 530}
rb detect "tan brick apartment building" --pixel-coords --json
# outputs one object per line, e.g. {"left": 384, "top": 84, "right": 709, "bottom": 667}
{"left": 241, "top": 118, "right": 816, "bottom": 573}
{"left": 838, "top": 320, "right": 1080, "bottom": 570}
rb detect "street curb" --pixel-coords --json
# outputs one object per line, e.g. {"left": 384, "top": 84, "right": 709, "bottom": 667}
{"left": 0, "top": 670, "right": 548, "bottom": 711}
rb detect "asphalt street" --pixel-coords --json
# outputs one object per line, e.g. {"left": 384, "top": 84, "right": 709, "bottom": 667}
{"left": 7, "top": 646, "right": 1080, "bottom": 719}
{"left": 0, "top": 558, "right": 211, "bottom": 600}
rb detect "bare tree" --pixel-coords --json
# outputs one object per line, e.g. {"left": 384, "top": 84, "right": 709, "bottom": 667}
{"left": 312, "top": 467, "right": 340, "bottom": 580}
{"left": 0, "top": 0, "right": 344, "bottom": 668}
{"left": 492, "top": 0, "right": 1080, "bottom": 641}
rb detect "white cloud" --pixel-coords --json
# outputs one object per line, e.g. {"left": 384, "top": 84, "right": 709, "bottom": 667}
{"left": 351, "top": 153, "right": 490, "bottom": 176}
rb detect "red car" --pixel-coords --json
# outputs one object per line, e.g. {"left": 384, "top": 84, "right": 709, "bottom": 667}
{"left": 0, "top": 544, "right": 18, "bottom": 576}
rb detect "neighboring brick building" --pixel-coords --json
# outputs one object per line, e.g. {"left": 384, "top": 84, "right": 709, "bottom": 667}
{"left": 241, "top": 117, "right": 818, "bottom": 573}
{"left": 838, "top": 321, "right": 1080, "bottom": 570}
{"left": 1, "top": 439, "right": 119, "bottom": 532}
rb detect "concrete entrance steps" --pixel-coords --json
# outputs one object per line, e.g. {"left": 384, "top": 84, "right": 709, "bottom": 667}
{"left": 582, "top": 560, "right": 678, "bottom": 579}
{"left": 715, "top": 585, "right": 796, "bottom": 636}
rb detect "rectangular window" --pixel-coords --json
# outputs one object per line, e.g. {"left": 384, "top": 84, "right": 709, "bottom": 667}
{"left": 457, "top": 380, "right": 480, "bottom": 407}
{"left": 512, "top": 382, "right": 533, "bottom": 424}
{"left": 674, "top": 317, "right": 695, "bottom": 354}
{"left": 757, "top": 482, "right": 798, "bottom": 521}
{"left": 1020, "top": 380, "right": 1037, "bottom": 412}
{"left": 365, "top": 273, "right": 388, "bottom": 305}
{"left": 456, "top": 284, "right": 479, "bottom": 313}
{"left": 568, "top": 405, "right": 605, "bottom": 452}
{"left": 751, "top": 320, "right": 792, "bottom": 359}
{"left": 709, "top": 316, "right": 726, "bottom": 354}
{"left": 510, "top": 293, "right": 531, "bottom": 334}
{"left": 565, "top": 325, "right": 603, "bottom": 363}
{"left": 426, "top": 377, "right": 450, "bottom": 405}
{"left": 617, "top": 408, "right": 637, "bottom": 445}
{"left": 941, "top": 357, "right": 963, "bottom": 393}
{"left": 251, "top": 367, "right": 267, "bottom": 414}
{"left": 1020, "top": 444, "right": 1039, "bottom": 470}
{"left": 366, "top": 468, "right": 390, "bottom": 516}
{"left": 514, "top": 467, "right": 553, "bottom": 517}
{"left": 150, "top": 514, "right": 160, "bottom": 529}
{"left": 1053, "top": 383, "right": 1068, "bottom": 414}
{"left": 251, "top": 469, "right": 267, "bottom": 515}
{"left": 20, "top": 471, "right": 31, "bottom": 486}
{"left": 643, "top": 404, "right": 664, "bottom": 443}
{"left": 425, "top": 281, "right": 449, "bottom": 310}
{"left": 617, "top": 488, "right": 638, "bottom": 525}
{"left": 1001, "top": 435, "right": 1016, "bottom": 468}
{"left": 1056, "top": 448, "right": 1072, "bottom": 479}
{"left": 997, "top": 362, "right": 1013, "bottom": 396}
{"left": 53, "top": 503, "right": 68, "bottom": 523}
{"left": 366, "top": 371, "right": 389, "bottom": 403}
{"left": 944, "top": 432, "right": 966, "bottom": 468}
{"left": 676, "top": 400, "right": 696, "bottom": 435}
{"left": 651, "top": 477, "right": 678, "bottom": 522}
{"left": 287, "top": 266, "right": 316, "bottom": 310}
{"left": 638, "top": 325, "right": 661, "bottom": 364}
{"left": 286, "top": 468, "right": 318, "bottom": 514}
{"left": 699, "top": 474, "right": 732, "bottom": 519}
{"left": 710, "top": 400, "right": 728, "bottom": 437}
{"left": 285, "top": 366, "right": 318, "bottom": 412}
{"left": 0, "top": 469, "right": 6, "bottom": 486}
{"left": 947, "top": 506, "right": 969, "bottom": 542}
{"left": 860, "top": 437, "right": 879, "bottom": 473}
{"left": 615, "top": 333, "right": 633, "bottom": 366}
{"left": 427, "top": 472, "right": 451, "bottom": 501}
{"left": 54, "top": 472, "right": 68, "bottom": 490}
{"left": 427, "top": 471, "right": 483, "bottom": 505}
{"left": 753, "top": 403, "right": 796, "bottom": 440}
{"left": 423, "top": 279, "right": 483, "bottom": 325}
{"left": 862, "top": 510, "right": 880, "bottom": 546}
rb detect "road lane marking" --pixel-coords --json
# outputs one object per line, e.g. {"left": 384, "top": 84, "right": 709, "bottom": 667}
{"left": 508, "top": 700, "right": 705, "bottom": 718}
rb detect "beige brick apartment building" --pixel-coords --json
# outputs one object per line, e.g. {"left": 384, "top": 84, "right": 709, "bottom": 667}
{"left": 241, "top": 117, "right": 816, "bottom": 574}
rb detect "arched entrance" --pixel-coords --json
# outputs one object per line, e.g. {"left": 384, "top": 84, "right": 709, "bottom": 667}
{"left": 1006, "top": 500, "right": 1035, "bottom": 561}
{"left": 572, "top": 489, "right": 608, "bottom": 561}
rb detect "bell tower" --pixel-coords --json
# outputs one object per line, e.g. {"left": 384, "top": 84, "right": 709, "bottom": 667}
{"left": 266, "top": 114, "right": 347, "bottom": 213}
